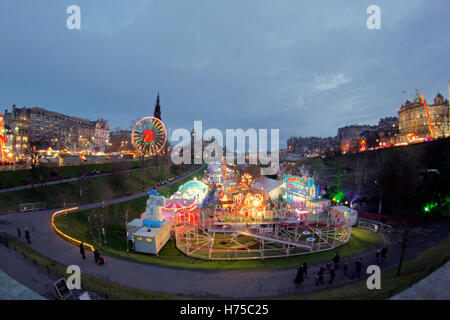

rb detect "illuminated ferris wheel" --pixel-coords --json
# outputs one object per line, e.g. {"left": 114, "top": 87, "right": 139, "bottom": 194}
{"left": 131, "top": 117, "right": 167, "bottom": 155}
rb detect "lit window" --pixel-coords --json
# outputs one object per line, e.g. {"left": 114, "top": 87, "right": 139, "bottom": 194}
{"left": 146, "top": 238, "right": 152, "bottom": 243}
{"left": 136, "top": 237, "right": 142, "bottom": 241}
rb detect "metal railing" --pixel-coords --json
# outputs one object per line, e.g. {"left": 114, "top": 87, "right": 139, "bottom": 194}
{"left": 19, "top": 202, "right": 47, "bottom": 212}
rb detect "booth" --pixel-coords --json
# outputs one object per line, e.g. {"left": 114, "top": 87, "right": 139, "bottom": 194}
{"left": 126, "top": 189, "right": 171, "bottom": 255}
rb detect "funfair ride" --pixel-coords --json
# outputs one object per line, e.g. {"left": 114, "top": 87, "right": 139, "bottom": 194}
{"left": 174, "top": 163, "right": 357, "bottom": 261}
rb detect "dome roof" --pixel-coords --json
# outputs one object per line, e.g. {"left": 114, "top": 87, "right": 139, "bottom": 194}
{"left": 179, "top": 180, "right": 208, "bottom": 192}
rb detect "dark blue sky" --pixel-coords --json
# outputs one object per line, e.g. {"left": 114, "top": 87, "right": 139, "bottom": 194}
{"left": 1, "top": 0, "right": 449, "bottom": 147}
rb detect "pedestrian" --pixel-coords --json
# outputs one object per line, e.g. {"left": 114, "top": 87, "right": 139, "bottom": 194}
{"left": 376, "top": 249, "right": 381, "bottom": 263}
{"left": 381, "top": 247, "right": 388, "bottom": 262}
{"left": 329, "top": 266, "right": 336, "bottom": 284}
{"left": 80, "top": 242, "right": 86, "bottom": 260}
{"left": 94, "top": 249, "right": 100, "bottom": 264}
{"left": 97, "top": 252, "right": 105, "bottom": 265}
{"left": 332, "top": 252, "right": 340, "bottom": 269}
{"left": 294, "top": 265, "right": 304, "bottom": 284}
{"left": 352, "top": 258, "right": 363, "bottom": 279}
{"left": 24, "top": 228, "right": 31, "bottom": 244}
{"left": 316, "top": 267, "right": 324, "bottom": 286}
{"left": 343, "top": 262, "right": 349, "bottom": 276}
{"left": 17, "top": 228, "right": 21, "bottom": 238}
{"left": 325, "top": 262, "right": 332, "bottom": 273}
{"left": 302, "top": 262, "right": 308, "bottom": 278}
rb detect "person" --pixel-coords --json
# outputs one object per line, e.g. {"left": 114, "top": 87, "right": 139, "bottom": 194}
{"left": 294, "top": 265, "right": 304, "bottom": 284}
{"left": 24, "top": 228, "right": 31, "bottom": 244}
{"left": 302, "top": 262, "right": 308, "bottom": 278}
{"left": 315, "top": 267, "right": 324, "bottom": 286}
{"left": 17, "top": 228, "right": 21, "bottom": 239}
{"left": 329, "top": 265, "right": 336, "bottom": 284}
{"left": 324, "top": 262, "right": 332, "bottom": 273}
{"left": 343, "top": 262, "right": 349, "bottom": 276}
{"left": 332, "top": 252, "right": 340, "bottom": 269}
{"left": 381, "top": 247, "right": 388, "bottom": 262}
{"left": 79, "top": 242, "right": 86, "bottom": 259}
{"left": 97, "top": 252, "right": 105, "bottom": 265}
{"left": 376, "top": 249, "right": 381, "bottom": 263}
{"left": 353, "top": 258, "right": 363, "bottom": 279}
{"left": 94, "top": 249, "right": 100, "bottom": 264}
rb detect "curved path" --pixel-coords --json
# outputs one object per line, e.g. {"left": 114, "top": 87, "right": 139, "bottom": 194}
{"left": 0, "top": 170, "right": 448, "bottom": 298}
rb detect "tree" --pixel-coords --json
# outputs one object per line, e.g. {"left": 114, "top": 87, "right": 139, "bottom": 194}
{"left": 344, "top": 156, "right": 369, "bottom": 209}
{"left": 378, "top": 151, "right": 434, "bottom": 276}
{"left": 27, "top": 140, "right": 43, "bottom": 189}
{"left": 78, "top": 165, "right": 89, "bottom": 198}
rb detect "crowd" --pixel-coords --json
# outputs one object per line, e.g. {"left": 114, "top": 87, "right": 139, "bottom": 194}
{"left": 294, "top": 247, "right": 388, "bottom": 286}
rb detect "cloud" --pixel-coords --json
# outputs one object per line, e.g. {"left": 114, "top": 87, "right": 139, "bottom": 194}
{"left": 314, "top": 74, "right": 352, "bottom": 91}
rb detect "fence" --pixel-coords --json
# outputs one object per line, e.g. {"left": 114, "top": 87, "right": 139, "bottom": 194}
{"left": 19, "top": 202, "right": 47, "bottom": 212}
{"left": 357, "top": 217, "right": 392, "bottom": 233}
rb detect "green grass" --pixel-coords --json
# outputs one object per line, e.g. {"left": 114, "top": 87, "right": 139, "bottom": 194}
{"left": 285, "top": 234, "right": 450, "bottom": 300}
{"left": 0, "top": 164, "right": 200, "bottom": 213}
{"left": 0, "top": 159, "right": 153, "bottom": 189}
{"left": 1, "top": 232, "right": 183, "bottom": 300}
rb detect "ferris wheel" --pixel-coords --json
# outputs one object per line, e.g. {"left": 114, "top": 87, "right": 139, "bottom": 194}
{"left": 131, "top": 117, "right": 167, "bottom": 155}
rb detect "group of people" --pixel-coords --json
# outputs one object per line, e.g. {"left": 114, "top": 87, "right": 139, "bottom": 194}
{"left": 294, "top": 247, "right": 389, "bottom": 287}
{"left": 17, "top": 227, "right": 31, "bottom": 244}
{"left": 17, "top": 226, "right": 106, "bottom": 266}
{"left": 79, "top": 242, "right": 105, "bottom": 265}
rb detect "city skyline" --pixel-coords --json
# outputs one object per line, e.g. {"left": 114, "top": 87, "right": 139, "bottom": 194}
{"left": 1, "top": 0, "right": 449, "bottom": 146}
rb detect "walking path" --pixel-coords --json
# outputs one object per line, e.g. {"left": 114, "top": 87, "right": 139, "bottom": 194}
{"left": 391, "top": 261, "right": 450, "bottom": 300}
{"left": 0, "top": 244, "right": 49, "bottom": 300}
{"left": 0, "top": 166, "right": 448, "bottom": 298}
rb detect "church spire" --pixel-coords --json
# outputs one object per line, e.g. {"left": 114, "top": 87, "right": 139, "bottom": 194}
{"left": 154, "top": 92, "right": 161, "bottom": 120}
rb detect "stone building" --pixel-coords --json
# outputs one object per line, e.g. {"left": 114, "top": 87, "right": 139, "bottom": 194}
{"left": 93, "top": 119, "right": 110, "bottom": 152}
{"left": 337, "top": 124, "right": 376, "bottom": 153}
{"left": 3, "top": 105, "right": 110, "bottom": 159}
{"left": 398, "top": 91, "right": 449, "bottom": 142}
{"left": 109, "top": 130, "right": 133, "bottom": 152}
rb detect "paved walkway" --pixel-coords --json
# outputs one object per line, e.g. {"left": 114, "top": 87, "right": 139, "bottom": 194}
{"left": 391, "top": 261, "right": 450, "bottom": 300}
{"left": 0, "top": 246, "right": 47, "bottom": 300}
{"left": 0, "top": 166, "right": 448, "bottom": 298}
{"left": 1, "top": 215, "right": 447, "bottom": 298}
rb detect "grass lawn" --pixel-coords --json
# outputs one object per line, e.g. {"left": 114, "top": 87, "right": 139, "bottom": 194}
{"left": 0, "top": 159, "right": 154, "bottom": 189}
{"left": 285, "top": 234, "right": 450, "bottom": 300}
{"left": 0, "top": 164, "right": 200, "bottom": 213}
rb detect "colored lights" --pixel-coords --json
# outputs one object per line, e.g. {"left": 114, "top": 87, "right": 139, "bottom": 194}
{"left": 131, "top": 116, "right": 167, "bottom": 155}
{"left": 423, "top": 202, "right": 438, "bottom": 214}
{"left": 420, "top": 92, "right": 435, "bottom": 138}
{"left": 51, "top": 207, "right": 95, "bottom": 252}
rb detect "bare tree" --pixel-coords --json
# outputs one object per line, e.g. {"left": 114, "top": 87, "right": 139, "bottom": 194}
{"left": 27, "top": 142, "right": 42, "bottom": 189}
{"left": 345, "top": 156, "right": 369, "bottom": 209}
{"left": 378, "top": 151, "right": 434, "bottom": 276}
{"left": 78, "top": 165, "right": 89, "bottom": 198}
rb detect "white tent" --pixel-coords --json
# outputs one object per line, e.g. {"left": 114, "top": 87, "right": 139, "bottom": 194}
{"left": 253, "top": 177, "right": 283, "bottom": 200}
